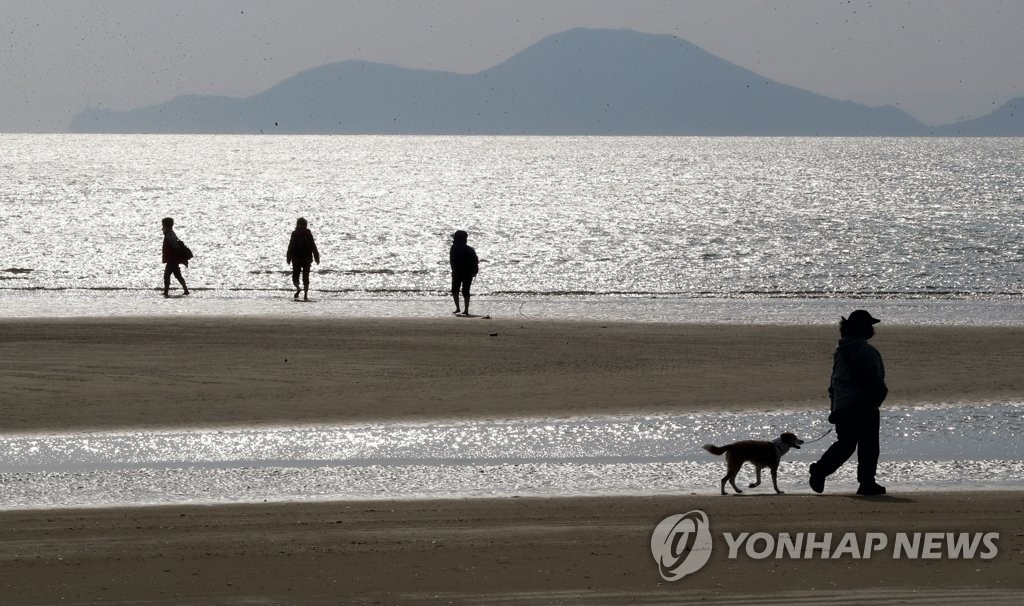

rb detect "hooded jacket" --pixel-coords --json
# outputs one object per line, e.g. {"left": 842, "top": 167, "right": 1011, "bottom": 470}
{"left": 449, "top": 241, "right": 479, "bottom": 277}
{"left": 829, "top": 337, "right": 888, "bottom": 414}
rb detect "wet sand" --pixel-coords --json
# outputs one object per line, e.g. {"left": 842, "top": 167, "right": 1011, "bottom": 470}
{"left": 2, "top": 317, "right": 1023, "bottom": 432}
{"left": 1, "top": 317, "right": 1023, "bottom": 603}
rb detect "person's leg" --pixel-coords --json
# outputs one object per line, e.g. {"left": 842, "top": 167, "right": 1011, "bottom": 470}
{"left": 809, "top": 412, "right": 858, "bottom": 492}
{"left": 856, "top": 408, "right": 882, "bottom": 488}
{"left": 171, "top": 265, "right": 189, "bottom": 295}
{"left": 163, "top": 264, "right": 173, "bottom": 296}
{"left": 291, "top": 263, "right": 301, "bottom": 298}
{"left": 301, "top": 263, "right": 311, "bottom": 301}
{"left": 461, "top": 275, "right": 473, "bottom": 315}
{"left": 451, "top": 274, "right": 462, "bottom": 313}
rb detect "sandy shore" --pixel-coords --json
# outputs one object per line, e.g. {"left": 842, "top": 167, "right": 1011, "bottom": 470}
{"left": 2, "top": 317, "right": 1023, "bottom": 603}
{"left": 2, "top": 317, "right": 1022, "bottom": 431}
{"left": 0, "top": 494, "right": 1020, "bottom": 604}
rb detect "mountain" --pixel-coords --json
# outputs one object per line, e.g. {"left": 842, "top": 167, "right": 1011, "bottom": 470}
{"left": 931, "top": 98, "right": 1024, "bottom": 136}
{"left": 70, "top": 28, "right": 978, "bottom": 136}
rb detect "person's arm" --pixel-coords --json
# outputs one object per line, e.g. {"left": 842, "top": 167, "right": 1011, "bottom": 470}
{"left": 311, "top": 235, "right": 320, "bottom": 265}
{"left": 286, "top": 232, "right": 295, "bottom": 264}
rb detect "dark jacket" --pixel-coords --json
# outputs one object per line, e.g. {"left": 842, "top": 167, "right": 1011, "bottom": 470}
{"left": 829, "top": 337, "right": 888, "bottom": 415}
{"left": 162, "top": 229, "right": 182, "bottom": 264}
{"left": 449, "top": 242, "right": 479, "bottom": 277}
{"left": 287, "top": 228, "right": 320, "bottom": 266}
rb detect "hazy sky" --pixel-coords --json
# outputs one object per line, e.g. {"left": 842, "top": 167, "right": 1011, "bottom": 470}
{"left": 2, "top": 0, "right": 1022, "bottom": 132}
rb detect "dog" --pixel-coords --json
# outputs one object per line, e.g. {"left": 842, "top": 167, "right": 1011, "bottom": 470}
{"left": 703, "top": 432, "right": 804, "bottom": 495}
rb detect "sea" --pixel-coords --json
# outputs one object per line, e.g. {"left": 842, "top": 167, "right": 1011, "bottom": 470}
{"left": 2, "top": 134, "right": 1023, "bottom": 323}
{"left": 2, "top": 134, "right": 1023, "bottom": 508}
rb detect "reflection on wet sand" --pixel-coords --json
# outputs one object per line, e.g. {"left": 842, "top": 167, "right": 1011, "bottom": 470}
{"left": 1, "top": 403, "right": 1020, "bottom": 509}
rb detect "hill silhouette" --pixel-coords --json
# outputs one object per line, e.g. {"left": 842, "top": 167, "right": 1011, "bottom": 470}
{"left": 68, "top": 28, "right": 1011, "bottom": 136}
{"left": 932, "top": 98, "right": 1024, "bottom": 136}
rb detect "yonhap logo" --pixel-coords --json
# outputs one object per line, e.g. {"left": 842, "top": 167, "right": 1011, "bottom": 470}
{"left": 650, "top": 510, "right": 713, "bottom": 581}
{"left": 650, "top": 509, "right": 999, "bottom": 580}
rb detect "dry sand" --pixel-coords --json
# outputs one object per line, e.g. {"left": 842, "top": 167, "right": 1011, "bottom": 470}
{"left": 1, "top": 317, "right": 1023, "bottom": 603}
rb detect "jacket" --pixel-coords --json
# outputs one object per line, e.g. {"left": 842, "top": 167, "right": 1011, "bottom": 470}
{"left": 162, "top": 229, "right": 182, "bottom": 264}
{"left": 829, "top": 337, "right": 888, "bottom": 415}
{"left": 449, "top": 242, "right": 479, "bottom": 277}
{"left": 287, "top": 228, "right": 320, "bottom": 266}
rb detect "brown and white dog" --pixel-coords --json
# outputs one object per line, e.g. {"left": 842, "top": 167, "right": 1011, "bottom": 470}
{"left": 703, "top": 432, "right": 804, "bottom": 495}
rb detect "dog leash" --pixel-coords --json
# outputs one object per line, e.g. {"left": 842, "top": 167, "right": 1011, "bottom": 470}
{"left": 802, "top": 425, "right": 834, "bottom": 445}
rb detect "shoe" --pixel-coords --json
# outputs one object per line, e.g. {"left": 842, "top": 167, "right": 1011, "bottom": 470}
{"left": 808, "top": 463, "right": 825, "bottom": 494}
{"left": 856, "top": 482, "right": 886, "bottom": 496}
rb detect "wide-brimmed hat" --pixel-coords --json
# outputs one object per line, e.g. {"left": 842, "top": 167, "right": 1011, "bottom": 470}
{"left": 846, "top": 309, "right": 881, "bottom": 325}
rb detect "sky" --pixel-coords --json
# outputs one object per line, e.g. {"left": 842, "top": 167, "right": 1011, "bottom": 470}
{"left": 2, "top": 0, "right": 1022, "bottom": 132}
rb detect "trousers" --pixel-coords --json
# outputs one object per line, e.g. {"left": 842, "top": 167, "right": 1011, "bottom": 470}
{"left": 292, "top": 262, "right": 311, "bottom": 287}
{"left": 164, "top": 263, "right": 185, "bottom": 290}
{"left": 814, "top": 406, "right": 880, "bottom": 484}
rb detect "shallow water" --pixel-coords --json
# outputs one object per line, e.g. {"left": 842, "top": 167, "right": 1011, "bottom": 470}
{"left": 3, "top": 289, "right": 1024, "bottom": 326}
{"left": 1, "top": 403, "right": 1020, "bottom": 510}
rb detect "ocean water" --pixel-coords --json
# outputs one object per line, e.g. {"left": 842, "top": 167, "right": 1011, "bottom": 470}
{"left": 2, "top": 134, "right": 1023, "bottom": 323}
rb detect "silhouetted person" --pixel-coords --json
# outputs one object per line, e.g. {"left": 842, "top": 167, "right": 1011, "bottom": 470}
{"left": 449, "top": 230, "right": 479, "bottom": 316}
{"left": 809, "top": 310, "right": 888, "bottom": 496}
{"left": 286, "top": 217, "right": 320, "bottom": 301}
{"left": 161, "top": 217, "right": 190, "bottom": 297}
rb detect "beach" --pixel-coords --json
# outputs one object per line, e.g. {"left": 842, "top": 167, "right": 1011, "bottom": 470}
{"left": 1, "top": 317, "right": 1023, "bottom": 603}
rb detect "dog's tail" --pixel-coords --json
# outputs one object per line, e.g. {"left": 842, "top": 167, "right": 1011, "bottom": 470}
{"left": 703, "top": 444, "right": 727, "bottom": 456}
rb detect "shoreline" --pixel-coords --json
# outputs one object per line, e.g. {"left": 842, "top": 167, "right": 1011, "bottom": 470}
{"left": 3, "top": 289, "right": 1024, "bottom": 327}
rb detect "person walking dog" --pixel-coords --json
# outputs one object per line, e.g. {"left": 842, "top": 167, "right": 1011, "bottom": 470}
{"left": 809, "top": 309, "right": 888, "bottom": 496}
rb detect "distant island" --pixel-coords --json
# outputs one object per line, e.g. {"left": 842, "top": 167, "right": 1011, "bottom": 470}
{"left": 70, "top": 28, "right": 1023, "bottom": 136}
